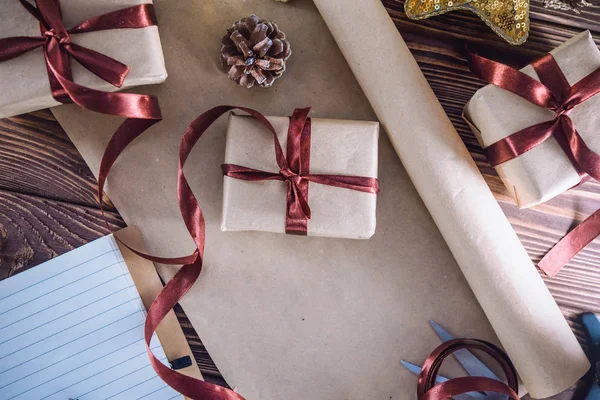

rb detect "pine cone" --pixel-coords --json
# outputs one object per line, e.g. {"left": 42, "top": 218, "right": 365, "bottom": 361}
{"left": 221, "top": 15, "right": 292, "bottom": 89}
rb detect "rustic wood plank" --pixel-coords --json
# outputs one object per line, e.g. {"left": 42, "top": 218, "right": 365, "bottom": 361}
{"left": 0, "top": 110, "right": 105, "bottom": 208}
{"left": 0, "top": 189, "right": 123, "bottom": 278}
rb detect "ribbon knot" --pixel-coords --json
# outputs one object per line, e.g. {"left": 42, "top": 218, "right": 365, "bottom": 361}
{"left": 279, "top": 167, "right": 299, "bottom": 180}
{"left": 44, "top": 28, "right": 70, "bottom": 44}
{"left": 553, "top": 102, "right": 571, "bottom": 118}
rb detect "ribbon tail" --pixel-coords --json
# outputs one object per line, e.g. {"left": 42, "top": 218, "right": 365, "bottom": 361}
{"left": 538, "top": 209, "right": 600, "bottom": 277}
{"left": 0, "top": 37, "right": 45, "bottom": 61}
{"left": 484, "top": 120, "right": 557, "bottom": 167}
{"left": 287, "top": 181, "right": 311, "bottom": 220}
{"left": 35, "top": 0, "right": 67, "bottom": 33}
{"left": 565, "top": 66, "right": 600, "bottom": 107}
{"left": 287, "top": 107, "right": 312, "bottom": 173}
{"left": 222, "top": 164, "right": 283, "bottom": 181}
{"left": 285, "top": 181, "right": 310, "bottom": 235}
{"left": 144, "top": 257, "right": 246, "bottom": 400}
{"left": 305, "top": 174, "right": 380, "bottom": 194}
{"left": 65, "top": 43, "right": 130, "bottom": 87}
{"left": 98, "top": 107, "right": 245, "bottom": 399}
{"left": 558, "top": 117, "right": 600, "bottom": 181}
{"left": 466, "top": 46, "right": 555, "bottom": 109}
{"left": 68, "top": 4, "right": 158, "bottom": 34}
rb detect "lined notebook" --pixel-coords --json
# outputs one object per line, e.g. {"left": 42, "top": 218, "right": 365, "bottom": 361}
{"left": 0, "top": 234, "right": 182, "bottom": 400}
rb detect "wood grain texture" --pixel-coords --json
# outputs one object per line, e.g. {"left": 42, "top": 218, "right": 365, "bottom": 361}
{"left": 0, "top": 110, "right": 228, "bottom": 386}
{"left": 1, "top": 0, "right": 600, "bottom": 398}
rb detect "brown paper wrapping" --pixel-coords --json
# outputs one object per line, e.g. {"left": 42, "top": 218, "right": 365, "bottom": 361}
{"left": 464, "top": 31, "right": 600, "bottom": 208}
{"left": 51, "top": 0, "right": 587, "bottom": 398}
{"left": 222, "top": 114, "right": 379, "bottom": 238}
{"left": 0, "top": 0, "right": 167, "bottom": 119}
{"left": 313, "top": 1, "right": 589, "bottom": 398}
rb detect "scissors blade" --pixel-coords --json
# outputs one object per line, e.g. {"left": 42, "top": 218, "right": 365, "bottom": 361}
{"left": 400, "top": 360, "right": 486, "bottom": 400}
{"left": 430, "top": 321, "right": 507, "bottom": 399}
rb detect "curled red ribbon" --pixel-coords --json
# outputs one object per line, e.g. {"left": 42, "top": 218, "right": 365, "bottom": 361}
{"left": 467, "top": 48, "right": 600, "bottom": 277}
{"left": 418, "top": 339, "right": 520, "bottom": 400}
{"left": 98, "top": 106, "right": 379, "bottom": 399}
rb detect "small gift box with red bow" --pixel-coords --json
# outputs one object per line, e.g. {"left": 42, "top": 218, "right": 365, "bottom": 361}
{"left": 464, "top": 31, "right": 600, "bottom": 208}
{"left": 0, "top": 0, "right": 167, "bottom": 118}
{"left": 221, "top": 108, "right": 380, "bottom": 239}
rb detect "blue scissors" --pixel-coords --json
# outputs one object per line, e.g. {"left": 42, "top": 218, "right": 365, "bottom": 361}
{"left": 401, "top": 321, "right": 508, "bottom": 400}
{"left": 581, "top": 313, "right": 600, "bottom": 400}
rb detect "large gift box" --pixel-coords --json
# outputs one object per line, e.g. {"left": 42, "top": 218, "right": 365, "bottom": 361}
{"left": 0, "top": 0, "right": 167, "bottom": 119}
{"left": 464, "top": 31, "right": 600, "bottom": 208}
{"left": 222, "top": 112, "right": 379, "bottom": 239}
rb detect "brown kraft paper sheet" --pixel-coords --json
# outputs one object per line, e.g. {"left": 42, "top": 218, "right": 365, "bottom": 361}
{"left": 52, "top": 0, "right": 588, "bottom": 398}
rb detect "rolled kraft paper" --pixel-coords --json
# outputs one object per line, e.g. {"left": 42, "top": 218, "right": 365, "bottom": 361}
{"left": 312, "top": 0, "right": 589, "bottom": 398}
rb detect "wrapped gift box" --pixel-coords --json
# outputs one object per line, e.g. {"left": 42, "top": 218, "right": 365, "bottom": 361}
{"left": 0, "top": 0, "right": 167, "bottom": 119}
{"left": 221, "top": 113, "right": 379, "bottom": 239}
{"left": 464, "top": 31, "right": 600, "bottom": 208}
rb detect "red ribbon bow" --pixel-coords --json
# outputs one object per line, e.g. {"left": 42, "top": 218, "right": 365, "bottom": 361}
{"left": 222, "top": 107, "right": 380, "bottom": 235}
{"left": 0, "top": 0, "right": 162, "bottom": 152}
{"left": 418, "top": 339, "right": 520, "bottom": 400}
{"left": 467, "top": 48, "right": 600, "bottom": 277}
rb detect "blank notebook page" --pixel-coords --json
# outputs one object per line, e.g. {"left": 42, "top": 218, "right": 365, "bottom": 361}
{"left": 0, "top": 234, "right": 182, "bottom": 400}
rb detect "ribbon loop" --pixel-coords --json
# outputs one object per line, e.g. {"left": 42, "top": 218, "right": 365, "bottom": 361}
{"left": 44, "top": 28, "right": 70, "bottom": 44}
{"left": 35, "top": 0, "right": 68, "bottom": 34}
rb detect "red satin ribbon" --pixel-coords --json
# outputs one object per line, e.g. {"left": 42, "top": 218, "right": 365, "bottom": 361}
{"left": 418, "top": 339, "right": 520, "bottom": 400}
{"left": 98, "top": 105, "right": 378, "bottom": 399}
{"left": 467, "top": 48, "right": 600, "bottom": 277}
{"left": 222, "top": 107, "right": 380, "bottom": 235}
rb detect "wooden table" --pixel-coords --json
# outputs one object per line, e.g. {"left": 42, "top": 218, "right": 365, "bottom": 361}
{"left": 1, "top": 1, "right": 599, "bottom": 398}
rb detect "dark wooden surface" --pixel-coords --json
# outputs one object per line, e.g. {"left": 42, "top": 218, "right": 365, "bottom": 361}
{"left": 1, "top": 1, "right": 600, "bottom": 398}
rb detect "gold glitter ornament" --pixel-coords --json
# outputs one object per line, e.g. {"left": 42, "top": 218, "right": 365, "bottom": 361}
{"left": 405, "top": 0, "right": 530, "bottom": 45}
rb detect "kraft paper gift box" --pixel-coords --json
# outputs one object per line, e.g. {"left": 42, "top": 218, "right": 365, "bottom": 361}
{"left": 0, "top": 0, "right": 167, "bottom": 119}
{"left": 464, "top": 31, "right": 600, "bottom": 208}
{"left": 221, "top": 113, "right": 379, "bottom": 239}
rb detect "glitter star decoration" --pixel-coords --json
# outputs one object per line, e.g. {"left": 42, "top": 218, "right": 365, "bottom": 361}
{"left": 405, "top": 0, "right": 530, "bottom": 45}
